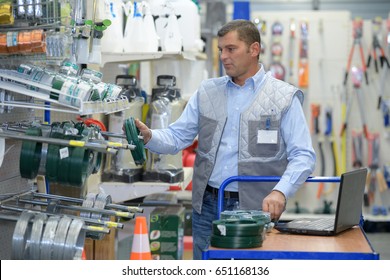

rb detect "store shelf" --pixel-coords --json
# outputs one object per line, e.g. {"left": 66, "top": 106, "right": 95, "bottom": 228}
{"left": 101, "top": 51, "right": 207, "bottom": 66}
{"left": 0, "top": 72, "right": 131, "bottom": 115}
{"left": 99, "top": 167, "right": 193, "bottom": 203}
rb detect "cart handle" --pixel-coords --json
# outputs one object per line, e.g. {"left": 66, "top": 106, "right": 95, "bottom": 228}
{"left": 217, "top": 176, "right": 341, "bottom": 218}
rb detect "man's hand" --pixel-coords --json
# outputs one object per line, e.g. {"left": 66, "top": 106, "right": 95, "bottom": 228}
{"left": 134, "top": 119, "right": 152, "bottom": 144}
{"left": 262, "top": 190, "right": 287, "bottom": 221}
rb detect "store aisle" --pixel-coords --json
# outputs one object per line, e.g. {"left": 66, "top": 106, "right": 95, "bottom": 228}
{"left": 366, "top": 233, "right": 390, "bottom": 260}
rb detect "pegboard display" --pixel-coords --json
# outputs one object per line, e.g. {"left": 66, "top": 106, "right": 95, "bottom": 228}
{"left": 251, "top": 10, "right": 390, "bottom": 217}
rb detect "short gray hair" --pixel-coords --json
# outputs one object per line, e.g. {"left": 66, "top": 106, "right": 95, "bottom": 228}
{"left": 217, "top": 19, "right": 261, "bottom": 47}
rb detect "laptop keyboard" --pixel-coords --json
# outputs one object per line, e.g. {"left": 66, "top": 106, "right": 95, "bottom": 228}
{"left": 303, "top": 218, "right": 334, "bottom": 230}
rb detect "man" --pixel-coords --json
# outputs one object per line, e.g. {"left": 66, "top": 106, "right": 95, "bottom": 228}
{"left": 135, "top": 19, "right": 316, "bottom": 259}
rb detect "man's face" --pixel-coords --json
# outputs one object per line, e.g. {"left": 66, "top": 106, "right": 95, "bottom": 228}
{"left": 218, "top": 30, "right": 258, "bottom": 85}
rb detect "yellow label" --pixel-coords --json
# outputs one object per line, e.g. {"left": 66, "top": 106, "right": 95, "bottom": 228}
{"left": 69, "top": 140, "right": 85, "bottom": 147}
{"left": 86, "top": 225, "right": 105, "bottom": 232}
{"left": 105, "top": 221, "right": 118, "bottom": 228}
{"left": 116, "top": 211, "right": 131, "bottom": 218}
{"left": 108, "top": 141, "right": 123, "bottom": 147}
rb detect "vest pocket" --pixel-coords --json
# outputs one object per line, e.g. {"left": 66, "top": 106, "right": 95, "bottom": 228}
{"left": 198, "top": 115, "right": 218, "bottom": 154}
{"left": 248, "top": 116, "right": 281, "bottom": 157}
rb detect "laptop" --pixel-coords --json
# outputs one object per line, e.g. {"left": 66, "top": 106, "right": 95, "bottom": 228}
{"left": 274, "top": 168, "right": 368, "bottom": 236}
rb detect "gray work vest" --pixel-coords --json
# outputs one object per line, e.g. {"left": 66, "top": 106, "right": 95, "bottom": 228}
{"left": 192, "top": 72, "right": 303, "bottom": 214}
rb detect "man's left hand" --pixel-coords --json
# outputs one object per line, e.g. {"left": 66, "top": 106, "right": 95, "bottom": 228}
{"left": 262, "top": 190, "right": 287, "bottom": 221}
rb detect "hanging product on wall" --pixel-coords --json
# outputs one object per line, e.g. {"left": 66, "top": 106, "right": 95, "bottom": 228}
{"left": 310, "top": 103, "right": 325, "bottom": 199}
{"left": 288, "top": 18, "right": 296, "bottom": 84}
{"left": 298, "top": 20, "right": 309, "bottom": 88}
{"left": 324, "top": 106, "right": 339, "bottom": 178}
{"left": 343, "top": 18, "right": 369, "bottom": 86}
{"left": 340, "top": 66, "right": 370, "bottom": 139}
{"left": 254, "top": 18, "right": 267, "bottom": 67}
{"left": 367, "top": 17, "right": 390, "bottom": 74}
{"left": 366, "top": 132, "right": 388, "bottom": 215}
{"left": 269, "top": 21, "right": 285, "bottom": 81}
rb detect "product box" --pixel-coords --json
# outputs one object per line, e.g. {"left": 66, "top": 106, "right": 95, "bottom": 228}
{"left": 149, "top": 206, "right": 185, "bottom": 260}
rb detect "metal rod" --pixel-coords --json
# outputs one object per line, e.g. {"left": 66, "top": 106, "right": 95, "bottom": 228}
{"left": 0, "top": 131, "right": 119, "bottom": 154}
{"left": 18, "top": 198, "right": 134, "bottom": 219}
{"left": 32, "top": 192, "right": 144, "bottom": 213}
{"left": 0, "top": 212, "right": 109, "bottom": 234}
{"left": 0, "top": 204, "right": 123, "bottom": 229}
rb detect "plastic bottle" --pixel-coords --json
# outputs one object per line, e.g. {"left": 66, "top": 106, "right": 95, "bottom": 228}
{"left": 98, "top": 0, "right": 124, "bottom": 53}
{"left": 163, "top": 4, "right": 182, "bottom": 52}
{"left": 123, "top": 2, "right": 144, "bottom": 52}
{"left": 168, "top": 0, "right": 203, "bottom": 52}
{"left": 143, "top": 2, "right": 159, "bottom": 52}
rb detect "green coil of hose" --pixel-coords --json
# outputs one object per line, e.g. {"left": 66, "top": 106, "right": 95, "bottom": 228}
{"left": 45, "top": 131, "right": 64, "bottom": 183}
{"left": 57, "top": 134, "right": 73, "bottom": 185}
{"left": 220, "top": 210, "right": 271, "bottom": 224}
{"left": 68, "top": 142, "right": 90, "bottom": 187}
{"left": 20, "top": 126, "right": 43, "bottom": 179}
{"left": 212, "top": 219, "right": 265, "bottom": 237}
{"left": 124, "top": 117, "right": 146, "bottom": 166}
{"left": 210, "top": 234, "right": 263, "bottom": 249}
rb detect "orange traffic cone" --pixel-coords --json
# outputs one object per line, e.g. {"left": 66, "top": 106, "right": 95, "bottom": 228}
{"left": 81, "top": 249, "right": 87, "bottom": 260}
{"left": 130, "top": 216, "right": 152, "bottom": 260}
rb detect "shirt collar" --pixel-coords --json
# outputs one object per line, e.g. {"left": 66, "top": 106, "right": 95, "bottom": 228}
{"left": 227, "top": 64, "right": 266, "bottom": 90}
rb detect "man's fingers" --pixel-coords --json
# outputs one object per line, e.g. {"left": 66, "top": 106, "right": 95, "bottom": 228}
{"left": 134, "top": 119, "right": 151, "bottom": 144}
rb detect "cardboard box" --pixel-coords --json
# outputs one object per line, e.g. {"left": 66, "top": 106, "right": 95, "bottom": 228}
{"left": 149, "top": 206, "right": 185, "bottom": 260}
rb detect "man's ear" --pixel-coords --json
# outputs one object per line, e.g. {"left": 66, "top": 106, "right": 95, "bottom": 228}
{"left": 250, "top": 42, "right": 261, "bottom": 57}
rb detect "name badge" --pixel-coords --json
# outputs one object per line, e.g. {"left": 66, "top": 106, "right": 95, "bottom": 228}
{"left": 257, "top": 129, "right": 278, "bottom": 144}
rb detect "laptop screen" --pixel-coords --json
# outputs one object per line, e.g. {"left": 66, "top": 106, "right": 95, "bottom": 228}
{"left": 334, "top": 168, "right": 368, "bottom": 233}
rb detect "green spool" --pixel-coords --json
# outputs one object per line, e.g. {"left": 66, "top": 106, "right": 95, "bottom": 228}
{"left": 20, "top": 127, "right": 43, "bottom": 179}
{"left": 68, "top": 139, "right": 90, "bottom": 187}
{"left": 56, "top": 134, "right": 74, "bottom": 185}
{"left": 124, "top": 117, "right": 146, "bottom": 166}
{"left": 212, "top": 219, "right": 265, "bottom": 237}
{"left": 45, "top": 131, "right": 64, "bottom": 183}
{"left": 210, "top": 234, "right": 263, "bottom": 249}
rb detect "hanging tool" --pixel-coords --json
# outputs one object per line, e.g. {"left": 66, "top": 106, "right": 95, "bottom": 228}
{"left": 367, "top": 17, "right": 390, "bottom": 74}
{"left": 366, "top": 133, "right": 388, "bottom": 213}
{"left": 269, "top": 21, "right": 286, "bottom": 80}
{"left": 288, "top": 18, "right": 296, "bottom": 84}
{"left": 340, "top": 66, "right": 370, "bottom": 138}
{"left": 324, "top": 106, "right": 339, "bottom": 176}
{"left": 352, "top": 130, "right": 364, "bottom": 169}
{"left": 316, "top": 106, "right": 339, "bottom": 198}
{"left": 298, "top": 20, "right": 309, "bottom": 88}
{"left": 375, "top": 18, "right": 390, "bottom": 111}
{"left": 254, "top": 18, "right": 267, "bottom": 66}
{"left": 311, "top": 104, "right": 325, "bottom": 199}
{"left": 352, "top": 131, "right": 369, "bottom": 207}
{"left": 344, "top": 18, "right": 369, "bottom": 86}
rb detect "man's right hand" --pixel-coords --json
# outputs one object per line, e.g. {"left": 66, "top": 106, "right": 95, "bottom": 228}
{"left": 134, "top": 119, "right": 152, "bottom": 144}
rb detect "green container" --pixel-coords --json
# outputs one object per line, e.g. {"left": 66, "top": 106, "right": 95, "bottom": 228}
{"left": 149, "top": 206, "right": 185, "bottom": 260}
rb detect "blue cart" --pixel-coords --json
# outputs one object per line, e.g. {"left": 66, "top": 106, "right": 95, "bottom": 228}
{"left": 202, "top": 175, "right": 379, "bottom": 260}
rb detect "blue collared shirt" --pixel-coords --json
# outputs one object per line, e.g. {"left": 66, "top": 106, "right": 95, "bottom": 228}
{"left": 146, "top": 65, "right": 316, "bottom": 197}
